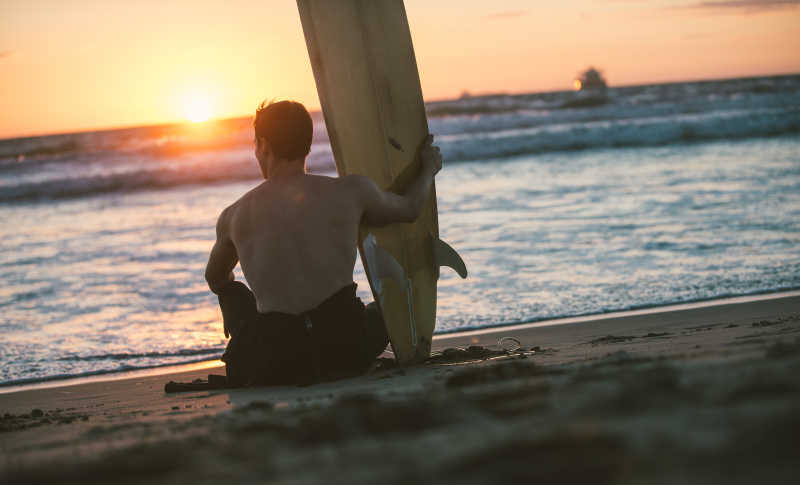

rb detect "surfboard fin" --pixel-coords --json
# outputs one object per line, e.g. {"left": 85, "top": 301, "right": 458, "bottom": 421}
{"left": 433, "top": 237, "right": 468, "bottom": 279}
{"left": 362, "top": 234, "right": 405, "bottom": 293}
{"left": 362, "top": 234, "right": 418, "bottom": 351}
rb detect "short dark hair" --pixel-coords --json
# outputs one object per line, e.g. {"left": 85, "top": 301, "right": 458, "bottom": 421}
{"left": 253, "top": 100, "right": 313, "bottom": 160}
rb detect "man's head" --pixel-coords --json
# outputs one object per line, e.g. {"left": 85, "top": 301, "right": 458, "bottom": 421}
{"left": 253, "top": 100, "right": 313, "bottom": 178}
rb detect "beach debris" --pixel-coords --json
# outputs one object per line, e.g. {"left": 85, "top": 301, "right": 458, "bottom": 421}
{"left": 425, "top": 342, "right": 534, "bottom": 365}
{"left": 589, "top": 332, "right": 673, "bottom": 346}
{"left": 1, "top": 408, "right": 89, "bottom": 432}
{"left": 498, "top": 337, "right": 522, "bottom": 351}
{"left": 164, "top": 374, "right": 229, "bottom": 393}
{"left": 752, "top": 319, "right": 783, "bottom": 327}
{"left": 589, "top": 335, "right": 636, "bottom": 345}
{"left": 369, "top": 341, "right": 538, "bottom": 374}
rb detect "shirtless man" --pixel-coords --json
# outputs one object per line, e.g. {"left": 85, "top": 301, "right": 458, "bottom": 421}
{"left": 204, "top": 100, "right": 442, "bottom": 386}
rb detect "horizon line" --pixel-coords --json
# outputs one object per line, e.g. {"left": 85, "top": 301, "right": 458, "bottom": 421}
{"left": 2, "top": 70, "right": 798, "bottom": 142}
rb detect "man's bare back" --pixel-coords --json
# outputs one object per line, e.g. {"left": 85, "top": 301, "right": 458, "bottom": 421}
{"left": 222, "top": 174, "right": 363, "bottom": 313}
{"left": 205, "top": 143, "right": 441, "bottom": 315}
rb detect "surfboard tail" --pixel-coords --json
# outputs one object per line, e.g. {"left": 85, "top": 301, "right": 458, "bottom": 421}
{"left": 362, "top": 233, "right": 467, "bottom": 362}
{"left": 362, "top": 234, "right": 419, "bottom": 354}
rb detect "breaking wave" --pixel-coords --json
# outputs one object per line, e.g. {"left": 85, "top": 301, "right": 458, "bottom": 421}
{"left": 1, "top": 74, "right": 798, "bottom": 204}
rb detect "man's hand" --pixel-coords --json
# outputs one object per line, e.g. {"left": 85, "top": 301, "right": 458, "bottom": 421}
{"left": 418, "top": 134, "right": 443, "bottom": 176}
{"left": 353, "top": 133, "right": 442, "bottom": 226}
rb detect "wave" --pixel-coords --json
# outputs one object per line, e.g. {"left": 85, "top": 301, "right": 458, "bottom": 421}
{"left": 0, "top": 137, "right": 80, "bottom": 161}
{"left": 0, "top": 144, "right": 335, "bottom": 203}
{"left": 0, "top": 355, "right": 221, "bottom": 389}
{"left": 434, "top": 107, "right": 800, "bottom": 162}
{"left": 0, "top": 158, "right": 261, "bottom": 203}
{"left": 0, "top": 114, "right": 329, "bottom": 165}
{"left": 2, "top": 109, "right": 797, "bottom": 203}
{"left": 56, "top": 347, "right": 223, "bottom": 362}
{"left": 1, "top": 75, "right": 798, "bottom": 204}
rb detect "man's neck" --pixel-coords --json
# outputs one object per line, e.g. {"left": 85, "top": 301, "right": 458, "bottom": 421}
{"left": 268, "top": 158, "right": 306, "bottom": 180}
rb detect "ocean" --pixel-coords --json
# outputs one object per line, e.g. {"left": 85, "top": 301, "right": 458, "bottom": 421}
{"left": 1, "top": 74, "right": 799, "bottom": 386}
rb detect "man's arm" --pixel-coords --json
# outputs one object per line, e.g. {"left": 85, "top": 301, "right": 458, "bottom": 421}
{"left": 205, "top": 207, "right": 239, "bottom": 294}
{"left": 350, "top": 135, "right": 443, "bottom": 226}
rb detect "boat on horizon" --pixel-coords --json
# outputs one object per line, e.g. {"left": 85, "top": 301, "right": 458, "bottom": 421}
{"left": 573, "top": 67, "right": 607, "bottom": 91}
{"left": 563, "top": 67, "right": 609, "bottom": 108}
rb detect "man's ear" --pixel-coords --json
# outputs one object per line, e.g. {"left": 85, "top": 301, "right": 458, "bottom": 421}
{"left": 256, "top": 136, "right": 266, "bottom": 154}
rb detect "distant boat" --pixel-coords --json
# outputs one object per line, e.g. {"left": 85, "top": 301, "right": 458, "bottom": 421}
{"left": 562, "top": 67, "right": 609, "bottom": 109}
{"left": 573, "top": 67, "right": 607, "bottom": 91}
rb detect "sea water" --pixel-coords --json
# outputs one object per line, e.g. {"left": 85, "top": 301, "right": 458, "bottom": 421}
{"left": 2, "top": 75, "right": 799, "bottom": 385}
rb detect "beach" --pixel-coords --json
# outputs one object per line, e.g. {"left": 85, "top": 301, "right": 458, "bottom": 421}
{"left": 3, "top": 293, "right": 799, "bottom": 483}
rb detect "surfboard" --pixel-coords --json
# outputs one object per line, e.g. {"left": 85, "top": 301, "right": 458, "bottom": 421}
{"left": 297, "top": 0, "right": 466, "bottom": 364}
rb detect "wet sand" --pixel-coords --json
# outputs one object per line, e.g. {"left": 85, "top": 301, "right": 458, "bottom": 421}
{"left": 2, "top": 295, "right": 800, "bottom": 484}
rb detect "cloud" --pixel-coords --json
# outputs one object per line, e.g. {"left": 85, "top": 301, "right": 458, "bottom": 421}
{"left": 683, "top": 0, "right": 800, "bottom": 12}
{"left": 484, "top": 10, "right": 527, "bottom": 19}
{"left": 0, "top": 51, "right": 12, "bottom": 59}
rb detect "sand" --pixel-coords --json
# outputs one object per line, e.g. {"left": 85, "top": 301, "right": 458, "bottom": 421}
{"left": 2, "top": 294, "right": 799, "bottom": 484}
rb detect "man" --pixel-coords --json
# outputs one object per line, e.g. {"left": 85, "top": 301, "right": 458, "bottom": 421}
{"left": 205, "top": 100, "right": 442, "bottom": 386}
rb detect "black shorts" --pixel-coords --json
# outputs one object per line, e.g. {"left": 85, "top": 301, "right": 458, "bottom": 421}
{"left": 217, "top": 281, "right": 388, "bottom": 386}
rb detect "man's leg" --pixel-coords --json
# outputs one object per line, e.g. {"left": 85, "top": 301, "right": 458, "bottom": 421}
{"left": 217, "top": 281, "right": 258, "bottom": 386}
{"left": 363, "top": 302, "right": 389, "bottom": 360}
{"left": 217, "top": 281, "right": 257, "bottom": 339}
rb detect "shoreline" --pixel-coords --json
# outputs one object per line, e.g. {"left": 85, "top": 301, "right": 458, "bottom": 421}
{"left": 3, "top": 288, "right": 799, "bottom": 395}
{"left": 2, "top": 293, "right": 799, "bottom": 482}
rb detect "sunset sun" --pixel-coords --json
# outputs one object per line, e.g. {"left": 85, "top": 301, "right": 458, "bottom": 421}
{"left": 182, "top": 92, "right": 213, "bottom": 123}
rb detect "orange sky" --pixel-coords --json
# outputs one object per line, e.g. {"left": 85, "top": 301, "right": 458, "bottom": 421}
{"left": 1, "top": 0, "right": 798, "bottom": 139}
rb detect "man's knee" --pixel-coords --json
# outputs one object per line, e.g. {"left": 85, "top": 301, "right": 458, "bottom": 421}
{"left": 217, "top": 281, "right": 257, "bottom": 338}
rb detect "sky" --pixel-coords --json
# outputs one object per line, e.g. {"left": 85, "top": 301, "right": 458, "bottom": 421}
{"left": 0, "top": 0, "right": 798, "bottom": 139}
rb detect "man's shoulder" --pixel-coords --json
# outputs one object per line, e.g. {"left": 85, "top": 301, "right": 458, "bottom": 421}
{"left": 305, "top": 173, "right": 372, "bottom": 195}
{"left": 220, "top": 196, "right": 243, "bottom": 222}
{"left": 228, "top": 181, "right": 269, "bottom": 211}
{"left": 333, "top": 175, "right": 385, "bottom": 208}
{"left": 215, "top": 202, "right": 236, "bottom": 232}
{"left": 337, "top": 174, "right": 376, "bottom": 192}
{"left": 218, "top": 184, "right": 262, "bottom": 229}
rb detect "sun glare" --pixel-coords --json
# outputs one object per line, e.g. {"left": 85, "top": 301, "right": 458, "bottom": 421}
{"left": 182, "top": 92, "right": 213, "bottom": 123}
{"left": 185, "top": 98, "right": 211, "bottom": 123}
